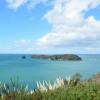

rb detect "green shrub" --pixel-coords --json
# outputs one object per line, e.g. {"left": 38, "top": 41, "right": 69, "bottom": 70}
{"left": 0, "top": 74, "right": 100, "bottom": 100}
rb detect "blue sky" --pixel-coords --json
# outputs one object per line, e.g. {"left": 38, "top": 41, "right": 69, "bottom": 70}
{"left": 0, "top": 0, "right": 51, "bottom": 40}
{"left": 0, "top": 0, "right": 100, "bottom": 54}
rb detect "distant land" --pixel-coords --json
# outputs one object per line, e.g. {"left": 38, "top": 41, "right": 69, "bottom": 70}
{"left": 31, "top": 54, "right": 82, "bottom": 61}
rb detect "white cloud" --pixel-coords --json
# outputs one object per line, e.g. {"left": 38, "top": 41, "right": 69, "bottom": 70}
{"left": 6, "top": 0, "right": 50, "bottom": 10}
{"left": 13, "top": 39, "right": 36, "bottom": 53}
{"left": 27, "top": 0, "right": 49, "bottom": 9}
{"left": 6, "top": 0, "right": 28, "bottom": 10}
{"left": 35, "top": 0, "right": 100, "bottom": 53}
{"left": 6, "top": 0, "right": 100, "bottom": 53}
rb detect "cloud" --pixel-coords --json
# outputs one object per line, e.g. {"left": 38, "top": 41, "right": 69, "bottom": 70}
{"left": 6, "top": 0, "right": 100, "bottom": 53}
{"left": 27, "top": 0, "right": 50, "bottom": 9}
{"left": 6, "top": 0, "right": 50, "bottom": 10}
{"left": 35, "top": 0, "right": 100, "bottom": 53}
{"left": 6, "top": 0, "right": 28, "bottom": 10}
{"left": 14, "top": 39, "right": 32, "bottom": 46}
{"left": 13, "top": 39, "right": 36, "bottom": 53}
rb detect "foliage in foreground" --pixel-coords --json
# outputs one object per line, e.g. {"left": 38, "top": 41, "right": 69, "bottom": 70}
{"left": 0, "top": 73, "right": 100, "bottom": 100}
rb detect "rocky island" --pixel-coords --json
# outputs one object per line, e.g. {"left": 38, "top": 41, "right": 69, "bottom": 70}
{"left": 31, "top": 54, "right": 82, "bottom": 61}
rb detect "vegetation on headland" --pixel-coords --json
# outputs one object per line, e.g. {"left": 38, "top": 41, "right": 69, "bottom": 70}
{"left": 31, "top": 54, "right": 82, "bottom": 61}
{"left": 0, "top": 73, "right": 100, "bottom": 100}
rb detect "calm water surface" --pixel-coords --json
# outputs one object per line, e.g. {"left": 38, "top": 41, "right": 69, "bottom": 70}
{"left": 0, "top": 54, "right": 100, "bottom": 89}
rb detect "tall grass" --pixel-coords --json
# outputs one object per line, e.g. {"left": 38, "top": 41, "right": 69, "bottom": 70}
{"left": 0, "top": 73, "right": 100, "bottom": 100}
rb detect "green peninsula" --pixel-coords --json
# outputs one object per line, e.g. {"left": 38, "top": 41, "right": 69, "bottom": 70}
{"left": 31, "top": 54, "right": 82, "bottom": 61}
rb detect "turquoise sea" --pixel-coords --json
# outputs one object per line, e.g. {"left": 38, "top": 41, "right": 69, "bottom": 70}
{"left": 0, "top": 54, "right": 100, "bottom": 89}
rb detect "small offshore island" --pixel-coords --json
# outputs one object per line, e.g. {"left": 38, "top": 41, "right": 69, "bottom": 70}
{"left": 31, "top": 54, "right": 82, "bottom": 61}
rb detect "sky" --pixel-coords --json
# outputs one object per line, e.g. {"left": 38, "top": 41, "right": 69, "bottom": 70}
{"left": 0, "top": 0, "right": 100, "bottom": 54}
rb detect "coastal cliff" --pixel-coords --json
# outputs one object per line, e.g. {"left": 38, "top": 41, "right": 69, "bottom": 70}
{"left": 31, "top": 54, "right": 82, "bottom": 61}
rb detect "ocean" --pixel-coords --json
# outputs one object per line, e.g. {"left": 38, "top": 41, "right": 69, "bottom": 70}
{"left": 0, "top": 54, "right": 100, "bottom": 89}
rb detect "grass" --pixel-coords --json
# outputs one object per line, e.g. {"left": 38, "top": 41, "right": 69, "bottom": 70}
{"left": 0, "top": 73, "right": 100, "bottom": 100}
